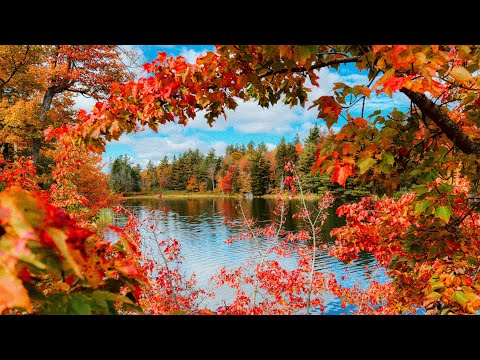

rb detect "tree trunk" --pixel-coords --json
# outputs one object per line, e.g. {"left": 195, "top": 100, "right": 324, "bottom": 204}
{"left": 212, "top": 175, "right": 215, "bottom": 191}
{"left": 401, "top": 88, "right": 480, "bottom": 156}
{"left": 32, "top": 85, "right": 64, "bottom": 164}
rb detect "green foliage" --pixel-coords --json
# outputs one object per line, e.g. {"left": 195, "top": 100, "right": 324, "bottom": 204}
{"left": 109, "top": 154, "right": 141, "bottom": 193}
{"left": 250, "top": 149, "right": 270, "bottom": 195}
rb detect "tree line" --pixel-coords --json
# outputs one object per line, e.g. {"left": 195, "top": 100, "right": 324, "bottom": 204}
{"left": 108, "top": 124, "right": 372, "bottom": 197}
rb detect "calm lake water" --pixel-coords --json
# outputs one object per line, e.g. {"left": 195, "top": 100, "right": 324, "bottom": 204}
{"left": 108, "top": 197, "right": 388, "bottom": 314}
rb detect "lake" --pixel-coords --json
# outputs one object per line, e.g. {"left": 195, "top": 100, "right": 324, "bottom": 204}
{"left": 107, "top": 197, "right": 388, "bottom": 314}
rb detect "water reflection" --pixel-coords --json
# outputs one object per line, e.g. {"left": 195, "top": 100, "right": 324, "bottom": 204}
{"left": 111, "top": 197, "right": 387, "bottom": 314}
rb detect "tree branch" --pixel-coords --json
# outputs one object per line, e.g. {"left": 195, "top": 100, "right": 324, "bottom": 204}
{"left": 259, "top": 56, "right": 361, "bottom": 79}
{"left": 400, "top": 88, "right": 480, "bottom": 155}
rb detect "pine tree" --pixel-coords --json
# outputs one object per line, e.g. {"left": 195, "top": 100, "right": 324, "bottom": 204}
{"left": 250, "top": 150, "right": 270, "bottom": 195}
{"left": 297, "top": 142, "right": 320, "bottom": 193}
{"left": 275, "top": 137, "right": 288, "bottom": 187}
{"left": 146, "top": 160, "right": 158, "bottom": 189}
{"left": 305, "top": 123, "right": 320, "bottom": 145}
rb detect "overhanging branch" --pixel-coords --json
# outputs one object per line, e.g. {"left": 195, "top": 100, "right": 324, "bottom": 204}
{"left": 259, "top": 55, "right": 361, "bottom": 79}
{"left": 400, "top": 88, "right": 480, "bottom": 156}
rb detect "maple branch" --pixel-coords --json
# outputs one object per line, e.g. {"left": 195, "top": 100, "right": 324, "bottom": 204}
{"left": 400, "top": 88, "right": 480, "bottom": 156}
{"left": 259, "top": 56, "right": 361, "bottom": 79}
{"left": 292, "top": 167, "right": 318, "bottom": 315}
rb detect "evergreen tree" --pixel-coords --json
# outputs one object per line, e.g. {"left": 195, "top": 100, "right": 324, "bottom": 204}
{"left": 146, "top": 160, "right": 158, "bottom": 188}
{"left": 275, "top": 137, "right": 288, "bottom": 187}
{"left": 305, "top": 123, "right": 320, "bottom": 145}
{"left": 257, "top": 142, "right": 268, "bottom": 153}
{"left": 131, "top": 164, "right": 141, "bottom": 192}
{"left": 275, "top": 137, "right": 298, "bottom": 188}
{"left": 297, "top": 142, "right": 320, "bottom": 193}
{"left": 250, "top": 150, "right": 270, "bottom": 195}
{"left": 170, "top": 155, "right": 183, "bottom": 190}
{"left": 108, "top": 154, "right": 141, "bottom": 193}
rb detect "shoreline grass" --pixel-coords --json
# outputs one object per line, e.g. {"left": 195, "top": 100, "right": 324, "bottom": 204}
{"left": 122, "top": 190, "right": 324, "bottom": 200}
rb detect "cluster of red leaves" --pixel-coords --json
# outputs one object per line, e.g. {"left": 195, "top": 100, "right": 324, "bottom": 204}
{"left": 0, "top": 157, "right": 43, "bottom": 193}
{"left": 219, "top": 165, "right": 235, "bottom": 193}
{"left": 328, "top": 175, "right": 480, "bottom": 314}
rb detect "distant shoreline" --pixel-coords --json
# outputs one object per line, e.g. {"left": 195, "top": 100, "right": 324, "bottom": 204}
{"left": 122, "top": 190, "right": 323, "bottom": 200}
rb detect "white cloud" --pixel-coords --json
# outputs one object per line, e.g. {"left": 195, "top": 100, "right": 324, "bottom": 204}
{"left": 266, "top": 143, "right": 276, "bottom": 151}
{"left": 110, "top": 134, "right": 133, "bottom": 144}
{"left": 72, "top": 93, "right": 97, "bottom": 112}
{"left": 132, "top": 134, "right": 225, "bottom": 164}
{"left": 118, "top": 45, "right": 147, "bottom": 80}
{"left": 179, "top": 47, "right": 209, "bottom": 64}
{"left": 210, "top": 141, "right": 228, "bottom": 156}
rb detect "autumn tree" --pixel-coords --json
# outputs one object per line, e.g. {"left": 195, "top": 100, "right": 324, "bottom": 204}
{"left": 0, "top": 45, "right": 135, "bottom": 165}
{"left": 156, "top": 156, "right": 172, "bottom": 189}
{"left": 186, "top": 177, "right": 199, "bottom": 192}
{"left": 146, "top": 160, "right": 158, "bottom": 189}
{"left": 219, "top": 166, "right": 235, "bottom": 193}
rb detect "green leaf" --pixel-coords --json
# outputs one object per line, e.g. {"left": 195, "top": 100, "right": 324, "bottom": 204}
{"left": 440, "top": 308, "right": 451, "bottom": 315}
{"left": 438, "top": 183, "right": 454, "bottom": 193}
{"left": 426, "top": 291, "right": 442, "bottom": 301}
{"left": 91, "top": 290, "right": 134, "bottom": 305}
{"left": 409, "top": 168, "right": 423, "bottom": 177}
{"left": 430, "top": 281, "right": 445, "bottom": 291}
{"left": 413, "top": 184, "right": 429, "bottom": 196}
{"left": 380, "top": 127, "right": 398, "bottom": 137}
{"left": 382, "top": 152, "right": 395, "bottom": 166}
{"left": 357, "top": 157, "right": 377, "bottom": 175}
{"left": 368, "top": 109, "right": 382, "bottom": 119}
{"left": 170, "top": 310, "right": 186, "bottom": 315}
{"left": 295, "top": 46, "right": 311, "bottom": 65}
{"left": 414, "top": 200, "right": 431, "bottom": 215}
{"left": 435, "top": 206, "right": 453, "bottom": 223}
{"left": 450, "top": 291, "right": 469, "bottom": 307}
{"left": 437, "top": 146, "right": 450, "bottom": 156}
{"left": 67, "top": 294, "right": 92, "bottom": 315}
{"left": 424, "top": 170, "right": 438, "bottom": 183}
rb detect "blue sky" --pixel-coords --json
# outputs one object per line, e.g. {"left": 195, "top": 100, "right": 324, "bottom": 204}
{"left": 73, "top": 45, "right": 410, "bottom": 169}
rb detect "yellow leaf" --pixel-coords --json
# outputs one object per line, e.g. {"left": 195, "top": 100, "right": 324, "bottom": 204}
{"left": 450, "top": 66, "right": 474, "bottom": 85}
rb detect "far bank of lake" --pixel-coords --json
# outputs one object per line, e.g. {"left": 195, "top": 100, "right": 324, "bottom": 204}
{"left": 122, "top": 190, "right": 326, "bottom": 200}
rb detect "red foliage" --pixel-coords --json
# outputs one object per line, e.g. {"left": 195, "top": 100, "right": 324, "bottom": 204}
{"left": 219, "top": 166, "right": 235, "bottom": 193}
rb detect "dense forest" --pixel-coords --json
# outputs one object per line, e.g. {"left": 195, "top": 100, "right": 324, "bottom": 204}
{"left": 109, "top": 124, "right": 374, "bottom": 198}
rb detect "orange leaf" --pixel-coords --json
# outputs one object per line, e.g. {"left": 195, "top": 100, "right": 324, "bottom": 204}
{"left": 342, "top": 142, "right": 354, "bottom": 155}
{"left": 315, "top": 154, "right": 330, "bottom": 168}
{"left": 331, "top": 164, "right": 355, "bottom": 187}
{"left": 353, "top": 117, "right": 368, "bottom": 127}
